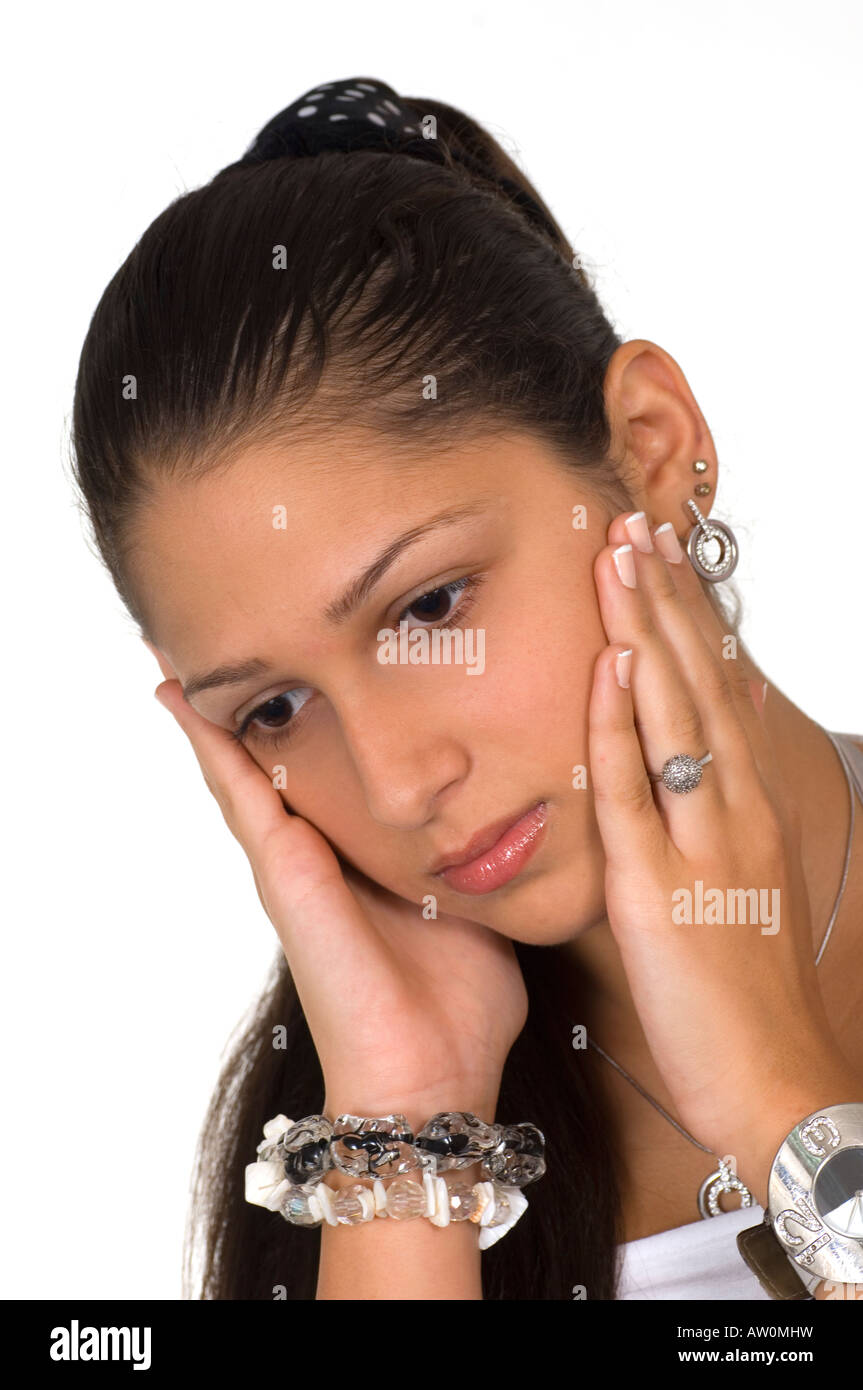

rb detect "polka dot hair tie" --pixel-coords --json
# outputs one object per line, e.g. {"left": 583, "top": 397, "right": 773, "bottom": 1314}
{"left": 237, "top": 74, "right": 561, "bottom": 244}
{"left": 240, "top": 76, "right": 423, "bottom": 162}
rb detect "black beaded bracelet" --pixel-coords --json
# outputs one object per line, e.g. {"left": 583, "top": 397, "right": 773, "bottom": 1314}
{"left": 245, "top": 1110, "right": 546, "bottom": 1245}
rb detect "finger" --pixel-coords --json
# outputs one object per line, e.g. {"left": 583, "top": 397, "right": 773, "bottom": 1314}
{"left": 156, "top": 677, "right": 408, "bottom": 990}
{"left": 154, "top": 678, "right": 353, "bottom": 910}
{"left": 594, "top": 537, "right": 727, "bottom": 852}
{"left": 658, "top": 517, "right": 782, "bottom": 781}
{"left": 588, "top": 642, "right": 668, "bottom": 875}
{"left": 604, "top": 512, "right": 771, "bottom": 817}
{"left": 635, "top": 511, "right": 789, "bottom": 811}
{"left": 155, "top": 679, "right": 294, "bottom": 848}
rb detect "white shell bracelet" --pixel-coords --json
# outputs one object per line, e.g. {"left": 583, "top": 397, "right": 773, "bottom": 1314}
{"left": 245, "top": 1109, "right": 541, "bottom": 1249}
{"left": 245, "top": 1152, "right": 529, "bottom": 1249}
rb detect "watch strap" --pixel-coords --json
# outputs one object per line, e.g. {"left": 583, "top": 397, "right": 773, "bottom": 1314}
{"left": 736, "top": 1217, "right": 817, "bottom": 1299}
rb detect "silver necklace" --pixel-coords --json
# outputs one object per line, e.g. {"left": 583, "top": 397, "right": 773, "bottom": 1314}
{"left": 587, "top": 726, "right": 858, "bottom": 1219}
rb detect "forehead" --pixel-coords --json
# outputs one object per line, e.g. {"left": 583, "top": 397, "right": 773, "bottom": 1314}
{"left": 137, "top": 425, "right": 525, "bottom": 543}
{"left": 127, "top": 426, "right": 565, "bottom": 660}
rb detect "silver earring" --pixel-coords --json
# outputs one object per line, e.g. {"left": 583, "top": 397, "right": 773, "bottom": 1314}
{"left": 685, "top": 497, "right": 739, "bottom": 582}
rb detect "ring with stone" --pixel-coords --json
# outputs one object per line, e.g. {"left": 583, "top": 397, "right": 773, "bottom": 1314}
{"left": 647, "top": 750, "right": 713, "bottom": 794}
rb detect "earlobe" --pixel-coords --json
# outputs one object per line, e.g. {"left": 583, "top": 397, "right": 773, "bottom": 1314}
{"left": 141, "top": 637, "right": 179, "bottom": 684}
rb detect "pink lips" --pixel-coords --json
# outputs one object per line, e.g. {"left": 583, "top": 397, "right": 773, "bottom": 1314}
{"left": 434, "top": 802, "right": 549, "bottom": 895}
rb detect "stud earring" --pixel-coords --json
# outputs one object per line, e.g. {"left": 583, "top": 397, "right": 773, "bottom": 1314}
{"left": 685, "top": 498, "right": 739, "bottom": 582}
{"left": 693, "top": 458, "right": 711, "bottom": 497}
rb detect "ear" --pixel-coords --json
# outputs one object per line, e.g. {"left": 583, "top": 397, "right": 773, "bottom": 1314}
{"left": 141, "top": 637, "right": 179, "bottom": 684}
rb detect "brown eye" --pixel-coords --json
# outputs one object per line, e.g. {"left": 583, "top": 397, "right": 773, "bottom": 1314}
{"left": 234, "top": 686, "right": 314, "bottom": 746}
{"left": 401, "top": 576, "right": 472, "bottom": 627}
{"left": 407, "top": 586, "right": 455, "bottom": 623}
{"left": 254, "top": 694, "right": 295, "bottom": 728}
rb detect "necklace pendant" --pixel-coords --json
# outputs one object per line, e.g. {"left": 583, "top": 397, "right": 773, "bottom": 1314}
{"left": 698, "top": 1159, "right": 754, "bottom": 1219}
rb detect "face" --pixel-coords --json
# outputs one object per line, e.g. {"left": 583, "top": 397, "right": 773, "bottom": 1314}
{"left": 132, "top": 428, "right": 623, "bottom": 945}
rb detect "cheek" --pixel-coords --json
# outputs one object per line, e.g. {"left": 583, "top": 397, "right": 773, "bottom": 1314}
{"left": 248, "top": 708, "right": 357, "bottom": 830}
{"left": 477, "top": 584, "right": 607, "bottom": 749}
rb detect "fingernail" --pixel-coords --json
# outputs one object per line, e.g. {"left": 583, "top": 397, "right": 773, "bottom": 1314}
{"left": 616, "top": 648, "right": 633, "bottom": 688}
{"left": 612, "top": 543, "right": 637, "bottom": 588}
{"left": 748, "top": 678, "right": 769, "bottom": 715}
{"left": 653, "top": 522, "right": 684, "bottom": 563}
{"left": 624, "top": 511, "right": 653, "bottom": 553}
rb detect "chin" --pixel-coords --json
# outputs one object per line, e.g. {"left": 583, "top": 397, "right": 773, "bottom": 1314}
{"left": 442, "top": 863, "right": 606, "bottom": 947}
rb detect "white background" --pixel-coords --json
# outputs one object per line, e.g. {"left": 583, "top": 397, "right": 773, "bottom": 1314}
{"left": 2, "top": 0, "right": 861, "bottom": 1298}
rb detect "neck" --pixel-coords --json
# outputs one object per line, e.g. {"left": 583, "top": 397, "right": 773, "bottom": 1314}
{"left": 567, "top": 643, "right": 862, "bottom": 1062}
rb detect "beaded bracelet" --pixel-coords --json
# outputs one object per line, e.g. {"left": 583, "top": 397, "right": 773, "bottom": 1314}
{"left": 245, "top": 1110, "right": 546, "bottom": 1249}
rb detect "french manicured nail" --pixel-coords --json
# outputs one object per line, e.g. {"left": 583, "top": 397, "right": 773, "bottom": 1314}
{"left": 616, "top": 648, "right": 632, "bottom": 688}
{"left": 624, "top": 511, "right": 653, "bottom": 552}
{"left": 612, "top": 543, "right": 637, "bottom": 588}
{"left": 653, "top": 522, "right": 684, "bottom": 563}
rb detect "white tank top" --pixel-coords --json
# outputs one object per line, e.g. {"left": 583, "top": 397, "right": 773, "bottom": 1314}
{"left": 615, "top": 729, "right": 863, "bottom": 1300}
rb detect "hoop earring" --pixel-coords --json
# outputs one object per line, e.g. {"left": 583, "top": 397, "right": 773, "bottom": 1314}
{"left": 685, "top": 498, "right": 739, "bottom": 582}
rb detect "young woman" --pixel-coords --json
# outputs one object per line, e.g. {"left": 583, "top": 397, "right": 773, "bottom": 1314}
{"left": 70, "top": 76, "right": 863, "bottom": 1301}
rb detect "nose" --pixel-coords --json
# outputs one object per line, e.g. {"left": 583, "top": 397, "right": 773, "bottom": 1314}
{"left": 335, "top": 680, "right": 469, "bottom": 830}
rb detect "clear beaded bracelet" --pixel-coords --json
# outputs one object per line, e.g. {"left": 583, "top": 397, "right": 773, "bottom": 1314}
{"left": 245, "top": 1110, "right": 546, "bottom": 1249}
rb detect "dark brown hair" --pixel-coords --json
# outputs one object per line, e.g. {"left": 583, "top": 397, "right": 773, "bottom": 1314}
{"left": 70, "top": 88, "right": 739, "bottom": 1299}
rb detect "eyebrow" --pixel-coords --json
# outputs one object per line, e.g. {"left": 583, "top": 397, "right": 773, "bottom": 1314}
{"left": 181, "top": 500, "right": 492, "bottom": 702}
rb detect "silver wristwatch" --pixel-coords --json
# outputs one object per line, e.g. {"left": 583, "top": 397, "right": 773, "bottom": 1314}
{"left": 739, "top": 1101, "right": 863, "bottom": 1298}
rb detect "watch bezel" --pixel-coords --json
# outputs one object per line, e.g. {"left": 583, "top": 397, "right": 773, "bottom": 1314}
{"left": 767, "top": 1102, "right": 863, "bottom": 1286}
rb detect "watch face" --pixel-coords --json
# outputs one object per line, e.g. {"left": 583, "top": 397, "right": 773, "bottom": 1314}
{"left": 813, "top": 1146, "right": 863, "bottom": 1238}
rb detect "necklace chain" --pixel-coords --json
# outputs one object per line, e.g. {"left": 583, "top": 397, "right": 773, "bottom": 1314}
{"left": 587, "top": 726, "right": 858, "bottom": 1158}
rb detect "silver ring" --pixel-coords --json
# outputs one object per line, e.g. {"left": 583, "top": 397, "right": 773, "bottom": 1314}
{"left": 647, "top": 751, "right": 712, "bottom": 794}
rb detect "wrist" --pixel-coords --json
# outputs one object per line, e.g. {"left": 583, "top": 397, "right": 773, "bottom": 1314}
{"left": 322, "top": 1083, "right": 502, "bottom": 1137}
{"left": 726, "top": 1057, "right": 863, "bottom": 1208}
